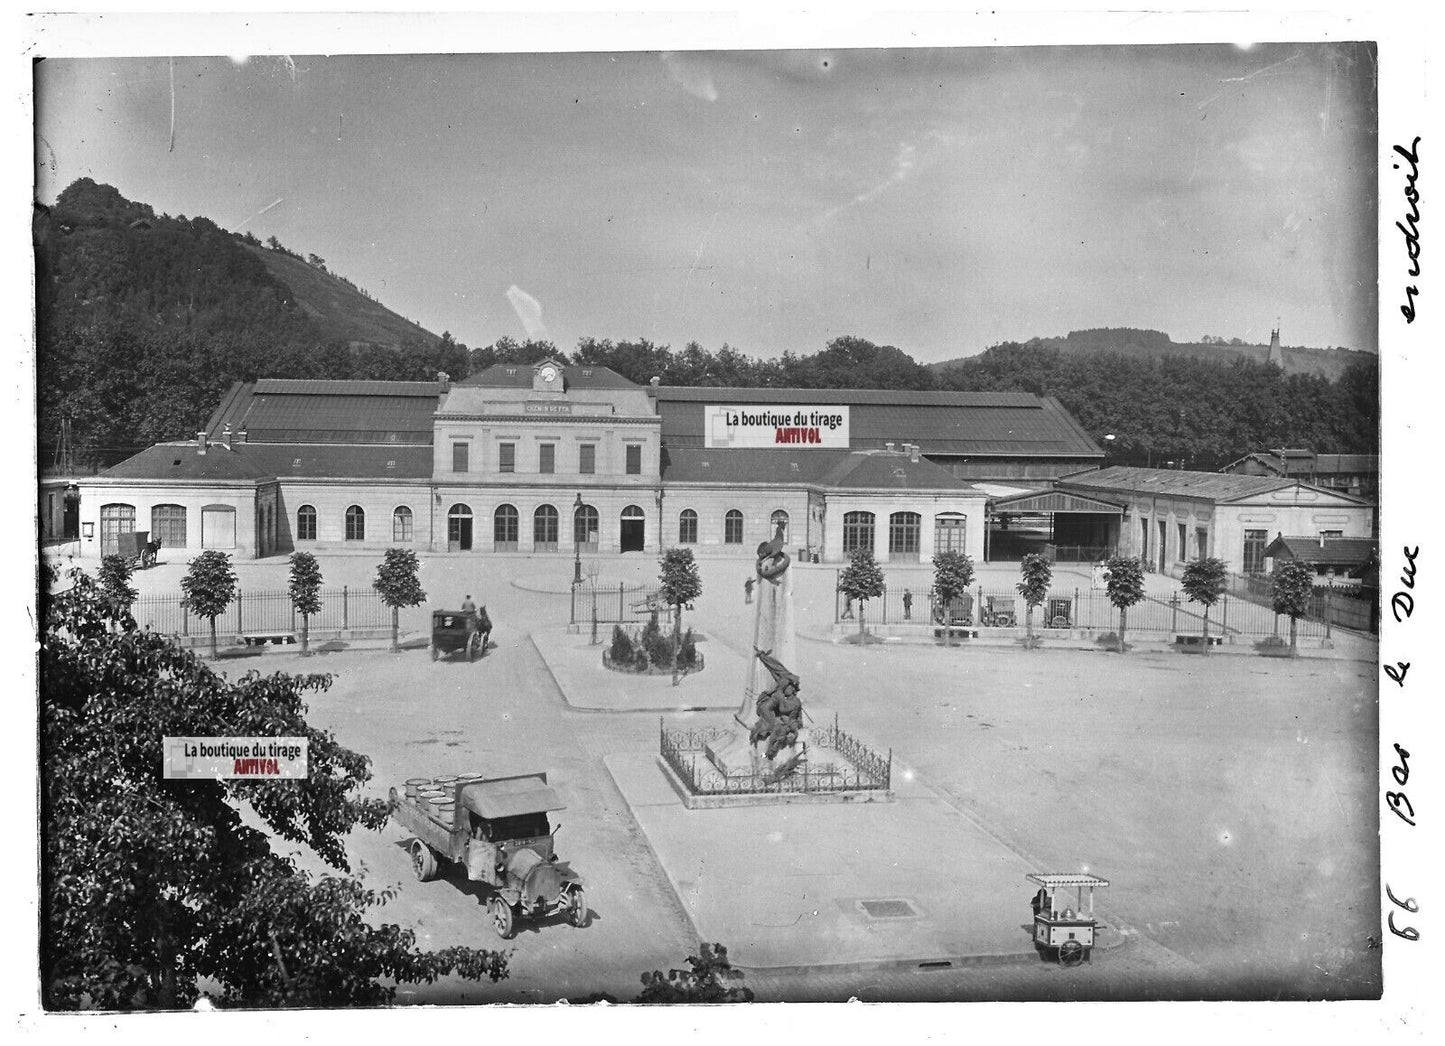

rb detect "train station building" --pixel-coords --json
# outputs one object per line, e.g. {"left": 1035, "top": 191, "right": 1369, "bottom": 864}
{"left": 74, "top": 359, "right": 1123, "bottom": 565}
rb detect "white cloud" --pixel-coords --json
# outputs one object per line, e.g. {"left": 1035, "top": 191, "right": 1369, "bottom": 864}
{"left": 661, "top": 52, "right": 718, "bottom": 102}
{"left": 505, "top": 285, "right": 548, "bottom": 340}
{"left": 823, "top": 142, "right": 917, "bottom": 220}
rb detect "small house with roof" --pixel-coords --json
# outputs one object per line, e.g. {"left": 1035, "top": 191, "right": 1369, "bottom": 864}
{"left": 1055, "top": 466, "right": 1373, "bottom": 577}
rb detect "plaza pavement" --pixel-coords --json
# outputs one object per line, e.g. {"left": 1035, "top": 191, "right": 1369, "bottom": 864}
{"left": 45, "top": 545, "right": 1381, "bottom": 1000}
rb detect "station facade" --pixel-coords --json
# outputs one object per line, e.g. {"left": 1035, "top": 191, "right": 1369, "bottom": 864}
{"left": 73, "top": 360, "right": 1110, "bottom": 565}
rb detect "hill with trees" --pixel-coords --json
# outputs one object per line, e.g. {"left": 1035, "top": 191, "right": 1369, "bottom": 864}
{"left": 932, "top": 327, "right": 1372, "bottom": 382}
{"left": 35, "top": 180, "right": 1378, "bottom": 473}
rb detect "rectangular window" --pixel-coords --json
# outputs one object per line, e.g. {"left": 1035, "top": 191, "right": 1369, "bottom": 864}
{"left": 1320, "top": 530, "right": 1343, "bottom": 539}
{"left": 452, "top": 441, "right": 469, "bottom": 473}
{"left": 539, "top": 443, "right": 555, "bottom": 475}
{"left": 1178, "top": 523, "right": 1187, "bottom": 561}
{"left": 499, "top": 442, "right": 515, "bottom": 473}
{"left": 625, "top": 444, "right": 642, "bottom": 475}
{"left": 579, "top": 443, "right": 596, "bottom": 475}
{"left": 1196, "top": 527, "right": 1208, "bottom": 558}
{"left": 1243, "top": 529, "right": 1268, "bottom": 574}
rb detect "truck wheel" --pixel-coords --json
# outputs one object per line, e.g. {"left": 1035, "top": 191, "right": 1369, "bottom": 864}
{"left": 566, "top": 887, "right": 588, "bottom": 928}
{"left": 411, "top": 840, "right": 438, "bottom": 882}
{"left": 490, "top": 896, "right": 516, "bottom": 940}
{"left": 430, "top": 644, "right": 438, "bottom": 662}
{"left": 468, "top": 633, "right": 479, "bottom": 662}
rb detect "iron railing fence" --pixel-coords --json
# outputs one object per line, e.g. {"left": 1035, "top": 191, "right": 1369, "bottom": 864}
{"left": 132, "top": 585, "right": 408, "bottom": 638}
{"left": 833, "top": 577, "right": 1328, "bottom": 639}
{"left": 569, "top": 582, "right": 667, "bottom": 626}
{"left": 660, "top": 716, "right": 891, "bottom": 797}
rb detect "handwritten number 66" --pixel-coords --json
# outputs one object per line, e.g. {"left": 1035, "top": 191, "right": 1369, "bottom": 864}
{"left": 1387, "top": 884, "right": 1420, "bottom": 941}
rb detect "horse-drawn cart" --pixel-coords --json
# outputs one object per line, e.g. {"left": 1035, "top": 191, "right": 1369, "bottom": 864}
{"left": 116, "top": 530, "right": 160, "bottom": 569}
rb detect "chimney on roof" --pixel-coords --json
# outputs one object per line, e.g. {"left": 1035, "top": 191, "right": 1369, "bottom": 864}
{"left": 647, "top": 375, "right": 660, "bottom": 398}
{"left": 437, "top": 370, "right": 450, "bottom": 391}
{"left": 238, "top": 427, "right": 248, "bottom": 444}
{"left": 909, "top": 443, "right": 921, "bottom": 463}
{"left": 1319, "top": 533, "right": 1326, "bottom": 549}
{"left": 196, "top": 431, "right": 208, "bottom": 455}
{"left": 221, "top": 424, "right": 232, "bottom": 450}
{"left": 885, "top": 442, "right": 895, "bottom": 453}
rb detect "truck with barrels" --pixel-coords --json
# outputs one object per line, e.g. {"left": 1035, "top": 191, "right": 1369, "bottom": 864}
{"left": 389, "top": 771, "right": 587, "bottom": 939}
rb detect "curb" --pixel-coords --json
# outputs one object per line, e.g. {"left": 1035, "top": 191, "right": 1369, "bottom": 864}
{"left": 527, "top": 632, "right": 738, "bottom": 714}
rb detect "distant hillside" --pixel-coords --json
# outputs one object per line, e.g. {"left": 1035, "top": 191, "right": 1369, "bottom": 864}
{"left": 36, "top": 178, "right": 465, "bottom": 466}
{"left": 242, "top": 243, "right": 439, "bottom": 350}
{"left": 931, "top": 327, "right": 1373, "bottom": 382}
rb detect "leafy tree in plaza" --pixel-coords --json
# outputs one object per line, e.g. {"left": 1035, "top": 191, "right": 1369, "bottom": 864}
{"left": 1016, "top": 552, "right": 1053, "bottom": 642}
{"left": 1103, "top": 555, "right": 1146, "bottom": 654}
{"left": 180, "top": 550, "right": 237, "bottom": 658}
{"left": 931, "top": 549, "right": 976, "bottom": 646}
{"left": 636, "top": 942, "right": 754, "bottom": 1003}
{"left": 40, "top": 570, "right": 508, "bottom": 1009}
{"left": 658, "top": 547, "right": 703, "bottom": 686}
{"left": 373, "top": 547, "right": 425, "bottom": 652}
{"left": 1271, "top": 559, "right": 1317, "bottom": 657}
{"left": 288, "top": 551, "right": 324, "bottom": 655}
{"left": 838, "top": 548, "right": 885, "bottom": 638}
{"left": 1180, "top": 556, "right": 1229, "bottom": 653}
{"left": 97, "top": 553, "right": 138, "bottom": 617}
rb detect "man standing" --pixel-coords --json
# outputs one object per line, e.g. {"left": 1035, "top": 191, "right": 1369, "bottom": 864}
{"left": 902, "top": 588, "right": 913, "bottom": 620}
{"left": 461, "top": 593, "right": 478, "bottom": 623}
{"left": 744, "top": 576, "right": 755, "bottom": 604}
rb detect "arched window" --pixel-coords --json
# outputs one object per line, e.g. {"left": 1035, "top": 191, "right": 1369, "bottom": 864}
{"left": 345, "top": 505, "right": 366, "bottom": 541}
{"left": 724, "top": 509, "right": 745, "bottom": 545}
{"left": 494, "top": 504, "right": 519, "bottom": 550}
{"left": 393, "top": 506, "right": 414, "bottom": 542}
{"left": 574, "top": 503, "right": 599, "bottom": 551}
{"left": 151, "top": 504, "right": 187, "bottom": 548}
{"left": 934, "top": 513, "right": 967, "bottom": 554}
{"left": 769, "top": 509, "right": 789, "bottom": 540}
{"left": 296, "top": 505, "right": 317, "bottom": 542}
{"left": 99, "top": 503, "right": 136, "bottom": 557}
{"left": 888, "top": 511, "right": 921, "bottom": 560}
{"left": 842, "top": 511, "right": 875, "bottom": 554}
{"left": 620, "top": 504, "right": 646, "bottom": 553}
{"left": 534, "top": 504, "right": 560, "bottom": 551}
{"left": 678, "top": 508, "right": 698, "bottom": 544}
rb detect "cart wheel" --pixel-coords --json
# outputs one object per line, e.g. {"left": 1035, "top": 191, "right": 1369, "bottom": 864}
{"left": 410, "top": 840, "right": 438, "bottom": 882}
{"left": 1058, "top": 940, "right": 1085, "bottom": 967}
{"left": 490, "top": 896, "right": 516, "bottom": 940}
{"left": 566, "top": 886, "right": 588, "bottom": 928}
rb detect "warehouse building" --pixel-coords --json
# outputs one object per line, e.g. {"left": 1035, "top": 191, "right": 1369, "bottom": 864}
{"left": 74, "top": 361, "right": 1106, "bottom": 565}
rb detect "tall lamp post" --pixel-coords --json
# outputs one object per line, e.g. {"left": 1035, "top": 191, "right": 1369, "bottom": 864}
{"left": 572, "top": 492, "right": 584, "bottom": 587}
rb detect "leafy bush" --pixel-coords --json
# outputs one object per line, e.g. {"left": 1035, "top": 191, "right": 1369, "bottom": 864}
{"left": 640, "top": 611, "right": 673, "bottom": 667}
{"left": 677, "top": 628, "right": 697, "bottom": 668}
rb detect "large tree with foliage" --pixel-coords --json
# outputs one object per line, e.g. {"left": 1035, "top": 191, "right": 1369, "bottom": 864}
{"left": 288, "top": 551, "right": 324, "bottom": 655}
{"left": 1180, "top": 556, "right": 1229, "bottom": 652}
{"left": 1271, "top": 559, "right": 1317, "bottom": 657}
{"left": 40, "top": 570, "right": 508, "bottom": 1009}
{"left": 180, "top": 550, "right": 237, "bottom": 658}
{"left": 931, "top": 549, "right": 976, "bottom": 646}
{"left": 838, "top": 548, "right": 885, "bottom": 637}
{"left": 1016, "top": 553, "right": 1053, "bottom": 642}
{"left": 1103, "top": 555, "right": 1146, "bottom": 654}
{"left": 373, "top": 548, "right": 425, "bottom": 651}
{"left": 97, "top": 553, "right": 138, "bottom": 615}
{"left": 658, "top": 547, "right": 703, "bottom": 686}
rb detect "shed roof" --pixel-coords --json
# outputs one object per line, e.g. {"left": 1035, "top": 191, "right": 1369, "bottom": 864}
{"left": 655, "top": 388, "right": 1101, "bottom": 458}
{"left": 204, "top": 380, "right": 441, "bottom": 444}
{"left": 1059, "top": 466, "right": 1308, "bottom": 502}
{"left": 98, "top": 441, "right": 432, "bottom": 481}
{"left": 661, "top": 448, "right": 970, "bottom": 491}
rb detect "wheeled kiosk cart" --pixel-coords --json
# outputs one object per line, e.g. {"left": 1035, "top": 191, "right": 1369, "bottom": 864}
{"left": 1028, "top": 872, "right": 1109, "bottom": 965}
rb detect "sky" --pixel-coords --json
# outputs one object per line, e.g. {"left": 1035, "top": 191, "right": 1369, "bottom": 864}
{"left": 34, "top": 41, "right": 1378, "bottom": 361}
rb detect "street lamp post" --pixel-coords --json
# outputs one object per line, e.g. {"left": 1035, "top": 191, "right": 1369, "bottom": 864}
{"left": 573, "top": 493, "right": 583, "bottom": 587}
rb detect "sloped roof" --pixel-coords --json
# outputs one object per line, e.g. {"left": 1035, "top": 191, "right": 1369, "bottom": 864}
{"left": 97, "top": 441, "right": 432, "bottom": 482}
{"left": 205, "top": 380, "right": 441, "bottom": 444}
{"left": 1059, "top": 466, "right": 1307, "bottom": 502}
{"left": 655, "top": 388, "right": 1101, "bottom": 458}
{"left": 1265, "top": 535, "right": 1378, "bottom": 567}
{"left": 661, "top": 448, "right": 969, "bottom": 491}
{"left": 438, "top": 384, "right": 656, "bottom": 418}
{"left": 1312, "top": 454, "right": 1379, "bottom": 473}
{"left": 1219, "top": 452, "right": 1288, "bottom": 476}
{"left": 459, "top": 362, "right": 640, "bottom": 390}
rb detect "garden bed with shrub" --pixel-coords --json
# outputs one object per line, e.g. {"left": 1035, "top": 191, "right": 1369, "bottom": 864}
{"left": 603, "top": 614, "right": 704, "bottom": 675}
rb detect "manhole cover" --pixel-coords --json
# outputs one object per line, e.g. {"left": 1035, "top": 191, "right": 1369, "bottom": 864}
{"left": 858, "top": 899, "right": 918, "bottom": 919}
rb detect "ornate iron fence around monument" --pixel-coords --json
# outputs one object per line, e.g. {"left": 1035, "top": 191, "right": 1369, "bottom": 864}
{"left": 659, "top": 717, "right": 892, "bottom": 797}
